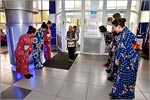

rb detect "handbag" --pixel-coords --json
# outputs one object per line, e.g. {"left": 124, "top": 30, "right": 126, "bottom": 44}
{"left": 67, "top": 41, "right": 75, "bottom": 47}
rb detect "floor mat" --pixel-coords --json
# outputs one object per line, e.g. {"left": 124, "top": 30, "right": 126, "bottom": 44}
{"left": 43, "top": 52, "right": 78, "bottom": 70}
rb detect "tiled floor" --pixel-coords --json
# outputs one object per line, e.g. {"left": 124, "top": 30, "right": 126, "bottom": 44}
{"left": 0, "top": 46, "right": 149, "bottom": 100}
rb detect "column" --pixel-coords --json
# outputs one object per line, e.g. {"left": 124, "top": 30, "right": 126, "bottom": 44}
{"left": 3, "top": 0, "right": 38, "bottom": 65}
{"left": 49, "top": 0, "right": 56, "bottom": 45}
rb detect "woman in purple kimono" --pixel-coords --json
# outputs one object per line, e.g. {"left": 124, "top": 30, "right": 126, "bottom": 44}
{"left": 109, "top": 18, "right": 139, "bottom": 99}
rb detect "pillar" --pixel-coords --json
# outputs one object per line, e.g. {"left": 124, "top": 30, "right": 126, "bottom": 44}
{"left": 49, "top": 0, "right": 56, "bottom": 45}
{"left": 3, "top": 0, "right": 38, "bottom": 65}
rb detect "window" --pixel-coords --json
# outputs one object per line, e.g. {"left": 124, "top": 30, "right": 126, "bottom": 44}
{"left": 0, "top": 0, "right": 2, "bottom": 8}
{"left": 129, "top": 12, "right": 138, "bottom": 34}
{"left": 56, "top": 14, "right": 61, "bottom": 35}
{"left": 85, "top": 0, "right": 103, "bottom": 10}
{"left": 65, "top": 0, "right": 74, "bottom": 10}
{"left": 66, "top": 12, "right": 81, "bottom": 26}
{"left": 42, "top": 11, "right": 49, "bottom": 22}
{"left": 56, "top": 0, "right": 62, "bottom": 13}
{"left": 75, "top": 0, "right": 81, "bottom": 10}
{"left": 0, "top": 12, "right": 6, "bottom": 23}
{"left": 107, "top": 1, "right": 116, "bottom": 9}
{"left": 140, "top": 11, "right": 150, "bottom": 23}
{"left": 33, "top": 12, "right": 41, "bottom": 23}
{"left": 107, "top": 0, "right": 127, "bottom": 9}
{"left": 131, "top": 0, "right": 140, "bottom": 12}
{"left": 85, "top": 1, "right": 90, "bottom": 10}
{"left": 42, "top": 1, "right": 49, "bottom": 10}
{"left": 0, "top": 24, "right": 5, "bottom": 30}
{"left": 99, "top": 0, "right": 103, "bottom": 9}
{"left": 38, "top": 0, "right": 42, "bottom": 10}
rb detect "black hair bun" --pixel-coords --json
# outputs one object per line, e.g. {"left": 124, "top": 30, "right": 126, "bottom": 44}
{"left": 42, "top": 22, "right": 46, "bottom": 24}
{"left": 120, "top": 18, "right": 126, "bottom": 23}
{"left": 41, "top": 22, "right": 48, "bottom": 29}
{"left": 28, "top": 25, "right": 33, "bottom": 29}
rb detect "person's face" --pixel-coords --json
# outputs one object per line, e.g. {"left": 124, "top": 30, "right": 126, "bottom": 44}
{"left": 112, "top": 25, "right": 122, "bottom": 33}
{"left": 69, "top": 26, "right": 73, "bottom": 31}
{"left": 42, "top": 28, "right": 47, "bottom": 32}
{"left": 31, "top": 32, "right": 37, "bottom": 37}
{"left": 47, "top": 24, "right": 52, "bottom": 27}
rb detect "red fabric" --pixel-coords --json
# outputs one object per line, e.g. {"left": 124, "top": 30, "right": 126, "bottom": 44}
{"left": 14, "top": 33, "right": 33, "bottom": 75}
{"left": 43, "top": 31, "right": 51, "bottom": 61}
{"left": 0, "top": 32, "right": 6, "bottom": 40}
{"left": 0, "top": 36, "right": 5, "bottom": 40}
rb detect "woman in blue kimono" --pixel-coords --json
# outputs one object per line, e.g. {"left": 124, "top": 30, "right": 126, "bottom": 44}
{"left": 109, "top": 18, "right": 139, "bottom": 99}
{"left": 32, "top": 23, "right": 45, "bottom": 69}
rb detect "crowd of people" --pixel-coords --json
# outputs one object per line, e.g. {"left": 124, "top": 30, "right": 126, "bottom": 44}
{"left": 13, "top": 12, "right": 140, "bottom": 99}
{"left": 99, "top": 13, "right": 140, "bottom": 99}
{"left": 14, "top": 20, "right": 80, "bottom": 79}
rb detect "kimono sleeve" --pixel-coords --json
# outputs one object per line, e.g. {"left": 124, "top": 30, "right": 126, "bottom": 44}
{"left": 115, "top": 33, "right": 128, "bottom": 61}
{"left": 14, "top": 36, "right": 25, "bottom": 56}
{"left": 130, "top": 33, "right": 137, "bottom": 44}
{"left": 44, "top": 32, "right": 49, "bottom": 44}
{"left": 41, "top": 31, "right": 44, "bottom": 44}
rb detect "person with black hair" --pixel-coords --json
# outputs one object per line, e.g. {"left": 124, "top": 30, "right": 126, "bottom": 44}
{"left": 99, "top": 25, "right": 113, "bottom": 66}
{"left": 109, "top": 18, "right": 139, "bottom": 99}
{"left": 32, "top": 22, "right": 45, "bottom": 69}
{"left": 44, "top": 20, "right": 52, "bottom": 61}
{"left": 112, "top": 13, "right": 122, "bottom": 20}
{"left": 14, "top": 26, "right": 36, "bottom": 79}
{"left": 43, "top": 22, "right": 52, "bottom": 61}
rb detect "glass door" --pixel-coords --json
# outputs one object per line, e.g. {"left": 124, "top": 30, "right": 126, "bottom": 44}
{"left": 65, "top": 12, "right": 81, "bottom": 52}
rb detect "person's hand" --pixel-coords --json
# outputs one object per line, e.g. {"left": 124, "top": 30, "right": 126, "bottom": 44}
{"left": 112, "top": 46, "right": 116, "bottom": 52}
{"left": 36, "top": 44, "right": 41, "bottom": 48}
{"left": 115, "top": 59, "right": 119, "bottom": 65}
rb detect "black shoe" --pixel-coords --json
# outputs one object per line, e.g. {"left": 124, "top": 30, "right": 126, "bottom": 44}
{"left": 36, "top": 67, "right": 43, "bottom": 69}
{"left": 109, "top": 96, "right": 115, "bottom": 99}
{"left": 29, "top": 74, "right": 33, "bottom": 77}
{"left": 107, "top": 76, "right": 114, "bottom": 81}
{"left": 24, "top": 74, "right": 31, "bottom": 79}
{"left": 109, "top": 93, "right": 115, "bottom": 99}
{"left": 105, "top": 63, "right": 109, "bottom": 66}
{"left": 109, "top": 93, "right": 112, "bottom": 96}
{"left": 105, "top": 69, "right": 111, "bottom": 73}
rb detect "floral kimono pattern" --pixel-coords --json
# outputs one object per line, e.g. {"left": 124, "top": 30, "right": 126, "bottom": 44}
{"left": 32, "top": 28, "right": 44, "bottom": 68}
{"left": 111, "top": 27, "right": 139, "bottom": 99}
{"left": 14, "top": 33, "right": 33, "bottom": 75}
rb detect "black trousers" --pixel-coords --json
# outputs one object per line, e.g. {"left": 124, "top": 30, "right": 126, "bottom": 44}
{"left": 68, "top": 47, "right": 75, "bottom": 60}
{"left": 1, "top": 40, "right": 7, "bottom": 46}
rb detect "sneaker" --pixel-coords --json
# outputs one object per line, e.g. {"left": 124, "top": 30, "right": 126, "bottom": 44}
{"left": 107, "top": 76, "right": 114, "bottom": 81}
{"left": 24, "top": 74, "right": 31, "bottom": 79}
{"left": 105, "top": 69, "right": 111, "bottom": 73}
{"left": 36, "top": 67, "right": 43, "bottom": 69}
{"left": 102, "top": 63, "right": 109, "bottom": 67}
{"left": 109, "top": 93, "right": 115, "bottom": 99}
{"left": 29, "top": 74, "right": 33, "bottom": 77}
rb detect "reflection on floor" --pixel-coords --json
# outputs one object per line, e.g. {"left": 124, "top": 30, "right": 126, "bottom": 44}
{"left": 0, "top": 46, "right": 149, "bottom": 100}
